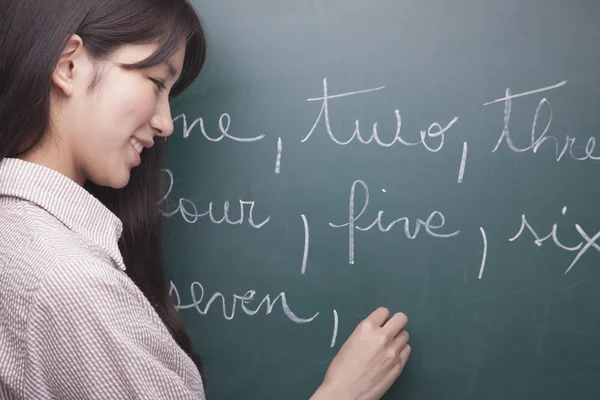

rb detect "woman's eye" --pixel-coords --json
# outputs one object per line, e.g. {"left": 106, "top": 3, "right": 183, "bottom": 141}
{"left": 150, "top": 78, "right": 166, "bottom": 92}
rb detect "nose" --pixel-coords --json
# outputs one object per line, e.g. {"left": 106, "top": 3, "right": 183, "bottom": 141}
{"left": 150, "top": 97, "right": 174, "bottom": 138}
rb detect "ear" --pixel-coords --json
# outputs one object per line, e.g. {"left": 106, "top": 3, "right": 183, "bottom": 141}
{"left": 51, "top": 34, "right": 85, "bottom": 97}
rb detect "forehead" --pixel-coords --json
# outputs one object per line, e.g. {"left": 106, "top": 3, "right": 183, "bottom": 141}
{"left": 111, "top": 42, "right": 186, "bottom": 77}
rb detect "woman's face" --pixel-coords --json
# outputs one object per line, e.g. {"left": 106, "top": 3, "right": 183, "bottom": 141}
{"left": 41, "top": 37, "right": 185, "bottom": 188}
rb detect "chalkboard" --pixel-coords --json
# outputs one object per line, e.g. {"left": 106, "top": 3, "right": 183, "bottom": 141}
{"left": 162, "top": 1, "right": 600, "bottom": 399}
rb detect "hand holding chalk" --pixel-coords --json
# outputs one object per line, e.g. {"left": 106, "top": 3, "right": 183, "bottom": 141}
{"left": 311, "top": 307, "right": 411, "bottom": 400}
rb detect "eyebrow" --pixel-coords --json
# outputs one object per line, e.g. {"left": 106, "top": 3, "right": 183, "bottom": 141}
{"left": 166, "top": 62, "right": 179, "bottom": 80}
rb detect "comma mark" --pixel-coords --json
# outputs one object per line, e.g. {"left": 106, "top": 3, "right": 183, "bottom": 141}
{"left": 478, "top": 227, "right": 488, "bottom": 279}
{"left": 330, "top": 309, "right": 339, "bottom": 348}
{"left": 275, "top": 137, "right": 282, "bottom": 174}
{"left": 457, "top": 142, "right": 467, "bottom": 183}
{"left": 301, "top": 214, "right": 309, "bottom": 274}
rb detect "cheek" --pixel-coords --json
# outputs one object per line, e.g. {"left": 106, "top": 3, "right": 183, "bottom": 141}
{"left": 92, "top": 74, "right": 157, "bottom": 134}
{"left": 112, "top": 90, "right": 157, "bottom": 130}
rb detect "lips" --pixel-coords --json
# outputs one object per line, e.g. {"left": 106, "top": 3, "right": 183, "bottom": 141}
{"left": 130, "top": 137, "right": 144, "bottom": 155}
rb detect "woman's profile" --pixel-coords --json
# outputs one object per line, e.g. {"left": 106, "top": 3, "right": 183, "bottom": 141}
{"left": 0, "top": 1, "right": 411, "bottom": 398}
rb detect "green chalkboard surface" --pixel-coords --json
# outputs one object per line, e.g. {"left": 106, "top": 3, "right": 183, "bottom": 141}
{"left": 162, "top": 1, "right": 600, "bottom": 398}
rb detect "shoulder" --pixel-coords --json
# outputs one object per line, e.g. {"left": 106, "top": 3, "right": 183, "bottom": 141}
{"left": 0, "top": 198, "right": 118, "bottom": 290}
{"left": 0, "top": 198, "right": 63, "bottom": 243}
{"left": 0, "top": 198, "right": 165, "bottom": 339}
{"left": 0, "top": 199, "right": 91, "bottom": 264}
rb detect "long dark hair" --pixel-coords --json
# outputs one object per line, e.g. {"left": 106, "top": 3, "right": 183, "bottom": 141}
{"left": 0, "top": 0, "right": 207, "bottom": 382}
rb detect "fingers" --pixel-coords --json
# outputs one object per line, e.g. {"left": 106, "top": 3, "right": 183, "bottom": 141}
{"left": 382, "top": 312, "right": 408, "bottom": 338}
{"left": 399, "top": 343, "right": 412, "bottom": 364}
{"left": 366, "top": 307, "right": 391, "bottom": 327}
{"left": 383, "top": 336, "right": 412, "bottom": 392}
{"left": 392, "top": 329, "right": 410, "bottom": 351}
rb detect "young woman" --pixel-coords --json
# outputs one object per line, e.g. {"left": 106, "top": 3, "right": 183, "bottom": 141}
{"left": 0, "top": 1, "right": 411, "bottom": 399}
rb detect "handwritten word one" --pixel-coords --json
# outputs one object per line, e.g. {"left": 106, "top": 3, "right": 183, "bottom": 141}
{"left": 158, "top": 169, "right": 270, "bottom": 228}
{"left": 302, "top": 77, "right": 458, "bottom": 151}
{"left": 484, "top": 81, "right": 600, "bottom": 161}
{"left": 329, "top": 180, "right": 460, "bottom": 264}
{"left": 173, "top": 112, "right": 265, "bottom": 142}
{"left": 509, "top": 206, "right": 600, "bottom": 274}
{"left": 169, "top": 280, "right": 319, "bottom": 324}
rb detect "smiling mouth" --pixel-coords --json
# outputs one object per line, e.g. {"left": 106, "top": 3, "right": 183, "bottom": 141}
{"left": 130, "top": 137, "right": 144, "bottom": 155}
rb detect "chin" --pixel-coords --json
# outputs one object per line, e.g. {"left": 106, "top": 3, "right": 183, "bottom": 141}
{"left": 110, "top": 172, "right": 132, "bottom": 189}
{"left": 91, "top": 170, "right": 131, "bottom": 190}
{"left": 110, "top": 180, "right": 130, "bottom": 190}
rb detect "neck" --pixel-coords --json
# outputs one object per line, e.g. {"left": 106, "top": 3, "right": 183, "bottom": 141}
{"left": 17, "top": 136, "right": 85, "bottom": 186}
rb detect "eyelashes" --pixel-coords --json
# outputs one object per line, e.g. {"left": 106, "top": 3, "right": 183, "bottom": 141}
{"left": 150, "top": 78, "right": 167, "bottom": 92}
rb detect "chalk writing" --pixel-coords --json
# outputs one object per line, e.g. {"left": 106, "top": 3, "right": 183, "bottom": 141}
{"left": 457, "top": 142, "right": 467, "bottom": 183}
{"left": 275, "top": 137, "right": 283, "bottom": 174}
{"left": 331, "top": 310, "right": 339, "bottom": 348}
{"left": 329, "top": 180, "right": 460, "bottom": 264}
{"left": 303, "top": 77, "right": 458, "bottom": 151}
{"left": 479, "top": 227, "right": 488, "bottom": 279}
{"left": 158, "top": 169, "right": 270, "bottom": 228}
{"left": 301, "top": 214, "right": 310, "bottom": 274}
{"left": 173, "top": 112, "right": 265, "bottom": 142}
{"left": 170, "top": 280, "right": 319, "bottom": 323}
{"left": 163, "top": 73, "right": 596, "bottom": 358}
{"left": 509, "top": 206, "right": 600, "bottom": 274}
{"left": 484, "top": 81, "right": 600, "bottom": 161}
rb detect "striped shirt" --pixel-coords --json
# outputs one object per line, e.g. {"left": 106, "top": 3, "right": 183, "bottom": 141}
{"left": 0, "top": 158, "right": 205, "bottom": 399}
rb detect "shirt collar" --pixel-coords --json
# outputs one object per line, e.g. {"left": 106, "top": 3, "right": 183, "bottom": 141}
{"left": 0, "top": 157, "right": 126, "bottom": 271}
